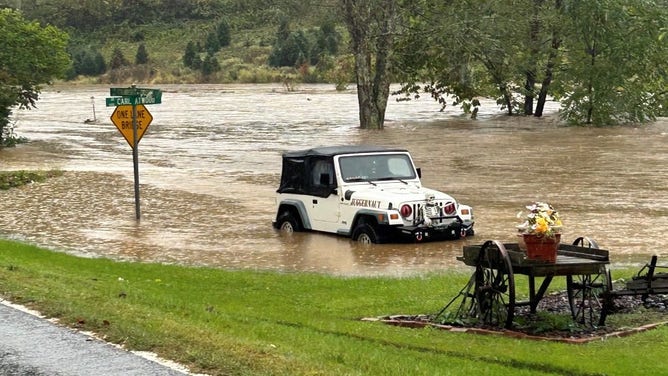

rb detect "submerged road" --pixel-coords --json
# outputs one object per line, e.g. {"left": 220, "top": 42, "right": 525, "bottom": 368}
{"left": 0, "top": 301, "right": 193, "bottom": 376}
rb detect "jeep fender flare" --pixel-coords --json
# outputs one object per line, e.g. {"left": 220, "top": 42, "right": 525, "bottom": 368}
{"left": 275, "top": 199, "right": 312, "bottom": 230}
{"left": 352, "top": 209, "right": 390, "bottom": 228}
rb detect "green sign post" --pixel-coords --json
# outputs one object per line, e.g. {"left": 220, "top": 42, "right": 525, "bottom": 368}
{"left": 106, "top": 85, "right": 162, "bottom": 221}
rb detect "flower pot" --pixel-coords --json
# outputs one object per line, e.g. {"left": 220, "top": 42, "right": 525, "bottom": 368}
{"left": 522, "top": 233, "right": 561, "bottom": 263}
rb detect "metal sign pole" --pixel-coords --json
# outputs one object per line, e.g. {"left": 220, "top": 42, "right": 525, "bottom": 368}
{"left": 131, "top": 89, "right": 141, "bottom": 221}
{"left": 107, "top": 85, "right": 161, "bottom": 220}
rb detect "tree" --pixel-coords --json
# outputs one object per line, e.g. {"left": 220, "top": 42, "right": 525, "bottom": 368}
{"left": 183, "top": 41, "right": 199, "bottom": 68}
{"left": 316, "top": 20, "right": 341, "bottom": 56}
{"left": 71, "top": 48, "right": 106, "bottom": 76}
{"left": 16, "top": 0, "right": 112, "bottom": 32}
{"left": 109, "top": 48, "right": 129, "bottom": 69}
{"left": 395, "top": 0, "right": 667, "bottom": 125}
{"left": 554, "top": 0, "right": 668, "bottom": 125}
{"left": 135, "top": 43, "right": 149, "bottom": 65}
{"left": 205, "top": 31, "right": 220, "bottom": 54}
{"left": 394, "top": 0, "right": 532, "bottom": 118}
{"left": 216, "top": 18, "right": 231, "bottom": 47}
{"left": 269, "top": 26, "right": 312, "bottom": 68}
{"left": 201, "top": 53, "right": 220, "bottom": 76}
{"left": 0, "top": 9, "right": 71, "bottom": 146}
{"left": 341, "top": 0, "right": 399, "bottom": 129}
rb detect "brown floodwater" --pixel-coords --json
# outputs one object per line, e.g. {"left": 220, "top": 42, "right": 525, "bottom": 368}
{"left": 1, "top": 83, "right": 667, "bottom": 276}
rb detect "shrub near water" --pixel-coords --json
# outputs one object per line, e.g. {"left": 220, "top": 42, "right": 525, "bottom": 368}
{"left": 0, "top": 170, "right": 63, "bottom": 190}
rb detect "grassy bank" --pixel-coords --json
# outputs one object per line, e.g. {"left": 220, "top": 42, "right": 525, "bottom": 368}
{"left": 0, "top": 170, "right": 63, "bottom": 190}
{"left": 0, "top": 239, "right": 666, "bottom": 376}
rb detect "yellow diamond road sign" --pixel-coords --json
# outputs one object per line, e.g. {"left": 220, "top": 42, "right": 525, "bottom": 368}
{"left": 110, "top": 104, "right": 153, "bottom": 148}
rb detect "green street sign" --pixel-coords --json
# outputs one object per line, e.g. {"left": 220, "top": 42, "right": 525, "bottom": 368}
{"left": 108, "top": 87, "right": 162, "bottom": 105}
{"left": 109, "top": 87, "right": 138, "bottom": 96}
{"left": 136, "top": 90, "right": 162, "bottom": 105}
{"left": 106, "top": 96, "right": 134, "bottom": 106}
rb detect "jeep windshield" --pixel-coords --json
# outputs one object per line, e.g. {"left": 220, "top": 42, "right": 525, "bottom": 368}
{"left": 339, "top": 154, "right": 417, "bottom": 183}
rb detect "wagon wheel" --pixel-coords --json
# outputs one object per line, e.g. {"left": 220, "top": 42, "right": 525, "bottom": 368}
{"left": 433, "top": 272, "right": 478, "bottom": 325}
{"left": 474, "top": 240, "right": 516, "bottom": 329}
{"left": 434, "top": 241, "right": 515, "bottom": 328}
{"left": 567, "top": 237, "right": 612, "bottom": 327}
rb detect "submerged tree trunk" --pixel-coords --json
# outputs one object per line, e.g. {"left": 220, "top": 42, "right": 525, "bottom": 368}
{"left": 535, "top": 0, "right": 563, "bottom": 117}
{"left": 341, "top": 0, "right": 397, "bottom": 129}
{"left": 524, "top": 0, "right": 544, "bottom": 115}
{"left": 535, "top": 31, "right": 561, "bottom": 117}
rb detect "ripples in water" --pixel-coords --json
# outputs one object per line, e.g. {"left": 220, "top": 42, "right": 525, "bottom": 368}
{"left": 1, "top": 84, "right": 667, "bottom": 276}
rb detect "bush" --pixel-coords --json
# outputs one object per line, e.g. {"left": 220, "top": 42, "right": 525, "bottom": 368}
{"left": 135, "top": 43, "right": 149, "bottom": 64}
{"left": 0, "top": 170, "right": 63, "bottom": 190}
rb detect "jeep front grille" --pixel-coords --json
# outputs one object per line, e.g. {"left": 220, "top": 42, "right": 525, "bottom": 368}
{"left": 409, "top": 203, "right": 458, "bottom": 226}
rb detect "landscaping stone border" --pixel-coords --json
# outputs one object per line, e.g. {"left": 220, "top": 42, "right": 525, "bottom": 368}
{"left": 363, "top": 315, "right": 668, "bottom": 344}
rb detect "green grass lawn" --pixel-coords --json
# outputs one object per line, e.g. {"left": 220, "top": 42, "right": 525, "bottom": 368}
{"left": 1, "top": 238, "right": 666, "bottom": 376}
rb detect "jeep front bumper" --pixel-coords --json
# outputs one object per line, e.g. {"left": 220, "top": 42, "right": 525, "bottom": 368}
{"left": 395, "top": 220, "right": 474, "bottom": 242}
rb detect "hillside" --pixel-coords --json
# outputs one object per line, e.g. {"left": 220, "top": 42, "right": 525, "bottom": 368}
{"left": 10, "top": 0, "right": 346, "bottom": 85}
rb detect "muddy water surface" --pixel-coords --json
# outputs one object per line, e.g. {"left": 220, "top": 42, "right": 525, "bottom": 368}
{"left": 1, "top": 84, "right": 667, "bottom": 276}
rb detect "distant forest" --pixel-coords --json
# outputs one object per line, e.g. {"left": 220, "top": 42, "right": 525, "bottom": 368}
{"left": 0, "top": 0, "right": 346, "bottom": 85}
{"left": 6, "top": 0, "right": 336, "bottom": 30}
{"left": 2, "top": 0, "right": 666, "bottom": 126}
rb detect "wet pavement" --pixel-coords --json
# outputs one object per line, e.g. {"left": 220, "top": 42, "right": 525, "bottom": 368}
{"left": 0, "top": 300, "right": 194, "bottom": 376}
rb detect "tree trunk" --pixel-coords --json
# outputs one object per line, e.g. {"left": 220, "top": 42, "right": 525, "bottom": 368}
{"left": 500, "top": 83, "right": 513, "bottom": 116}
{"left": 535, "top": 0, "right": 563, "bottom": 117}
{"left": 524, "top": 71, "right": 536, "bottom": 116}
{"left": 342, "top": 0, "right": 396, "bottom": 129}
{"left": 535, "top": 32, "right": 561, "bottom": 117}
{"left": 524, "top": 0, "right": 544, "bottom": 115}
{"left": 585, "top": 41, "right": 597, "bottom": 125}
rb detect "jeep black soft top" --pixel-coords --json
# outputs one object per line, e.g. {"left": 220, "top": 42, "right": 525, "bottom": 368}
{"left": 281, "top": 145, "right": 408, "bottom": 158}
{"left": 277, "top": 145, "right": 410, "bottom": 197}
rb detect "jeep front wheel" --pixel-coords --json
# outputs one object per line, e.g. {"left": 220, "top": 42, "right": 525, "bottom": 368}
{"left": 276, "top": 212, "right": 302, "bottom": 233}
{"left": 352, "top": 223, "right": 379, "bottom": 244}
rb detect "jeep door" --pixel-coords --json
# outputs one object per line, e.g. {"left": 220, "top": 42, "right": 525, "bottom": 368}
{"left": 307, "top": 159, "right": 340, "bottom": 230}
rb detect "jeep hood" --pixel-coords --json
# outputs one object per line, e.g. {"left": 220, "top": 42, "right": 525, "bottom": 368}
{"left": 346, "top": 183, "right": 457, "bottom": 205}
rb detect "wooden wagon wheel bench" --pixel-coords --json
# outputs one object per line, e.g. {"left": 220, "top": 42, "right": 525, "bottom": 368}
{"left": 366, "top": 236, "right": 668, "bottom": 342}
{"left": 437, "top": 236, "right": 612, "bottom": 329}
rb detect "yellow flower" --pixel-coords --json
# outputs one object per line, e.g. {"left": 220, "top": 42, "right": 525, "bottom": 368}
{"left": 517, "top": 201, "right": 563, "bottom": 238}
{"left": 535, "top": 217, "right": 549, "bottom": 234}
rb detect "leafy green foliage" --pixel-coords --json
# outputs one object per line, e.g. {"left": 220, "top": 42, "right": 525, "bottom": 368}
{"left": 205, "top": 30, "right": 221, "bottom": 54}
{"left": 268, "top": 18, "right": 341, "bottom": 68}
{"left": 0, "top": 170, "right": 63, "bottom": 190}
{"left": 109, "top": 47, "right": 130, "bottom": 69}
{"left": 216, "top": 18, "right": 232, "bottom": 47}
{"left": 315, "top": 20, "right": 341, "bottom": 56}
{"left": 4, "top": 0, "right": 664, "bottom": 126}
{"left": 395, "top": 0, "right": 667, "bottom": 125}
{"left": 69, "top": 48, "right": 107, "bottom": 77}
{"left": 182, "top": 41, "right": 199, "bottom": 69}
{"left": 554, "top": 0, "right": 668, "bottom": 125}
{"left": 0, "top": 120, "right": 27, "bottom": 148}
{"left": 135, "top": 43, "right": 149, "bottom": 65}
{"left": 201, "top": 53, "right": 221, "bottom": 76}
{"left": 0, "top": 9, "right": 71, "bottom": 146}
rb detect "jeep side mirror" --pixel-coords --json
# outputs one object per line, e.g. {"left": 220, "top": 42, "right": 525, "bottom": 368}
{"left": 416, "top": 167, "right": 422, "bottom": 178}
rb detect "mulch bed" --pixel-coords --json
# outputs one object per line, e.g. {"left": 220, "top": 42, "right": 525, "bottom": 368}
{"left": 365, "top": 291, "right": 668, "bottom": 344}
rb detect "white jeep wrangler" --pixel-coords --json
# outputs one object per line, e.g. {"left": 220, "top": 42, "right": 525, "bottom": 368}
{"left": 272, "top": 145, "right": 474, "bottom": 243}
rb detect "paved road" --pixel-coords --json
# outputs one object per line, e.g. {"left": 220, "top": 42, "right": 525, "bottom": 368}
{"left": 0, "top": 300, "right": 192, "bottom": 376}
